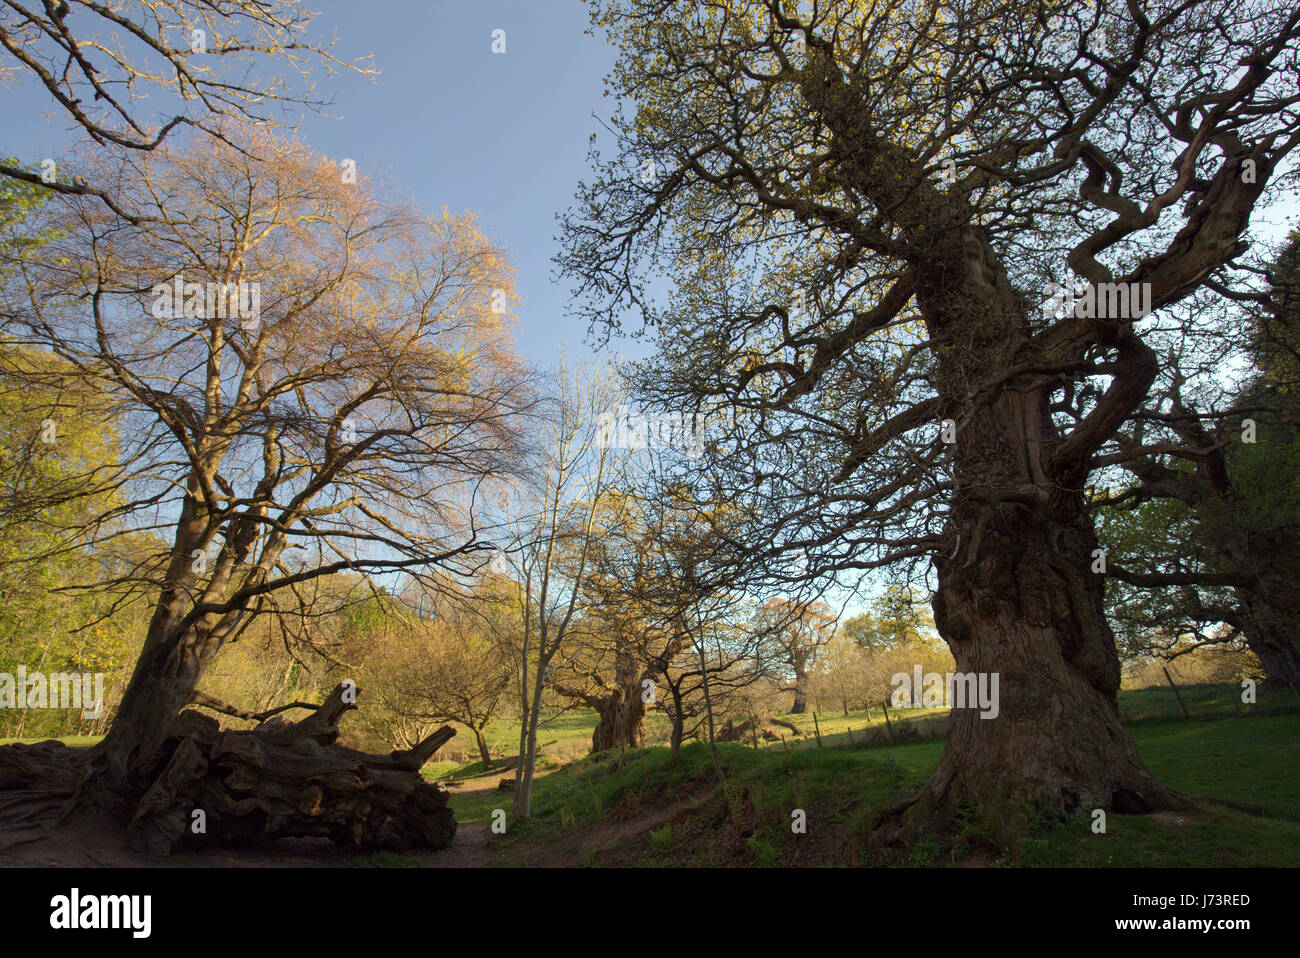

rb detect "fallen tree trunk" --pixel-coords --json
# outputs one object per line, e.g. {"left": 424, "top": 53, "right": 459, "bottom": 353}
{"left": 717, "top": 716, "right": 787, "bottom": 743}
{"left": 125, "top": 683, "right": 457, "bottom": 855}
{"left": 0, "top": 683, "right": 459, "bottom": 858}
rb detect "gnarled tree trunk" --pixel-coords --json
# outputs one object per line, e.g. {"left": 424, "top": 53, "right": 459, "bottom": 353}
{"left": 590, "top": 687, "right": 647, "bottom": 752}
{"left": 554, "top": 653, "right": 650, "bottom": 753}
{"left": 872, "top": 227, "right": 1183, "bottom": 849}
{"left": 1238, "top": 591, "right": 1300, "bottom": 692}
{"left": 0, "top": 683, "right": 459, "bottom": 857}
{"left": 909, "top": 498, "right": 1182, "bottom": 847}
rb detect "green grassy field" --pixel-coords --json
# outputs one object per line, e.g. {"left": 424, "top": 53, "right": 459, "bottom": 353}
{"left": 5, "top": 683, "right": 1296, "bottom": 866}
{"left": 478, "top": 709, "right": 1300, "bottom": 867}
{"left": 445, "top": 684, "right": 1300, "bottom": 866}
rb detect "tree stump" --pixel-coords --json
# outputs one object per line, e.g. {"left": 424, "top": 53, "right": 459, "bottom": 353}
{"left": 123, "top": 683, "right": 458, "bottom": 856}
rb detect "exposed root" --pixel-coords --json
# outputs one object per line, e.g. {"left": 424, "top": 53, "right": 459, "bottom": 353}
{"left": 0, "top": 683, "right": 459, "bottom": 858}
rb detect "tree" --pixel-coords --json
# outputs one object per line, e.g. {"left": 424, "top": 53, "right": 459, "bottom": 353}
{"left": 499, "top": 360, "right": 624, "bottom": 820}
{"left": 0, "top": 167, "right": 150, "bottom": 739}
{"left": 1095, "top": 233, "right": 1300, "bottom": 688}
{"left": 550, "top": 491, "right": 662, "bottom": 752}
{"left": 842, "top": 586, "right": 938, "bottom": 653}
{"left": 0, "top": 0, "right": 373, "bottom": 217}
{"left": 0, "top": 131, "right": 530, "bottom": 851}
{"left": 0, "top": 344, "right": 147, "bottom": 739}
{"left": 811, "top": 633, "right": 873, "bottom": 714}
{"left": 754, "top": 597, "right": 835, "bottom": 714}
{"left": 561, "top": 0, "right": 1300, "bottom": 845}
{"left": 560, "top": 478, "right": 779, "bottom": 763}
{"left": 372, "top": 604, "right": 514, "bottom": 769}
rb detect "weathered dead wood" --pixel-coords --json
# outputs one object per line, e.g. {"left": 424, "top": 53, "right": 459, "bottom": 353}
{"left": 717, "top": 716, "right": 788, "bottom": 743}
{"left": 123, "top": 683, "right": 458, "bottom": 856}
{"left": 188, "top": 688, "right": 320, "bottom": 725}
{"left": 716, "top": 717, "right": 755, "bottom": 742}
{"left": 0, "top": 740, "right": 90, "bottom": 849}
{"left": 769, "top": 717, "right": 800, "bottom": 736}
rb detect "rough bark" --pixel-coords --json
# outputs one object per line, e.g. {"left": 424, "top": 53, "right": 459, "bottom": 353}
{"left": 554, "top": 655, "right": 650, "bottom": 753}
{"left": 124, "top": 684, "right": 456, "bottom": 855}
{"left": 1225, "top": 529, "right": 1300, "bottom": 689}
{"left": 473, "top": 727, "right": 493, "bottom": 770}
{"left": 1238, "top": 592, "right": 1300, "bottom": 691}
{"left": 97, "top": 484, "right": 219, "bottom": 785}
{"left": 789, "top": 666, "right": 810, "bottom": 715}
{"left": 590, "top": 688, "right": 647, "bottom": 752}
{"left": 869, "top": 223, "right": 1185, "bottom": 848}
{"left": 0, "top": 740, "right": 89, "bottom": 852}
{"left": 716, "top": 716, "right": 783, "bottom": 742}
{"left": 890, "top": 501, "right": 1188, "bottom": 849}
{"left": 0, "top": 683, "right": 459, "bottom": 857}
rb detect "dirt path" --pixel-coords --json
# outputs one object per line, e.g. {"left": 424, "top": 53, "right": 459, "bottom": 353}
{"left": 417, "top": 775, "right": 499, "bottom": 867}
{"left": 0, "top": 775, "right": 714, "bottom": 868}
{"left": 0, "top": 775, "right": 508, "bottom": 868}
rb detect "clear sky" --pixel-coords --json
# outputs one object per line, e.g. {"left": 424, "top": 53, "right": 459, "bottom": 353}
{"left": 0, "top": 0, "right": 622, "bottom": 365}
{"left": 3, "top": 1, "right": 1297, "bottom": 364}
{"left": 287, "top": 0, "right": 620, "bottom": 363}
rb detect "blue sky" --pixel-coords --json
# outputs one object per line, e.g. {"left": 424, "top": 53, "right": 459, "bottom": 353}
{"left": 287, "top": 0, "right": 619, "bottom": 362}
{"left": 0, "top": 0, "right": 621, "bottom": 365}
{"left": 4, "top": 1, "right": 1297, "bottom": 364}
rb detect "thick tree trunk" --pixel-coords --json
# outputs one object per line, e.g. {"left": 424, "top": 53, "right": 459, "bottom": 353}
{"left": 887, "top": 500, "right": 1186, "bottom": 849}
{"left": 556, "top": 653, "right": 651, "bottom": 753}
{"left": 96, "top": 478, "right": 257, "bottom": 786}
{"left": 98, "top": 489, "right": 210, "bottom": 786}
{"left": 473, "top": 728, "right": 493, "bottom": 770}
{"left": 1223, "top": 528, "right": 1300, "bottom": 689}
{"left": 590, "top": 688, "right": 647, "bottom": 752}
{"left": 790, "top": 668, "right": 809, "bottom": 715}
{"left": 870, "top": 228, "right": 1183, "bottom": 850}
{"left": 95, "top": 622, "right": 206, "bottom": 786}
{"left": 1238, "top": 592, "right": 1300, "bottom": 692}
{"left": 1206, "top": 494, "right": 1300, "bottom": 690}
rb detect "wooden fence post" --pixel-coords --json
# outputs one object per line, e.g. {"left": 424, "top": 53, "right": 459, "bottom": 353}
{"left": 812, "top": 712, "right": 823, "bottom": 747}
{"left": 881, "top": 699, "right": 896, "bottom": 744}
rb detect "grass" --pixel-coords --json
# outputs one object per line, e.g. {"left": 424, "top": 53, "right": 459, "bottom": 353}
{"left": 6, "top": 682, "right": 1297, "bottom": 867}
{"left": 0, "top": 734, "right": 102, "bottom": 747}
{"left": 420, "top": 708, "right": 677, "bottom": 781}
{"left": 462, "top": 684, "right": 1300, "bottom": 867}
{"left": 1117, "top": 681, "right": 1298, "bottom": 724}
{"left": 1012, "top": 713, "right": 1300, "bottom": 866}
